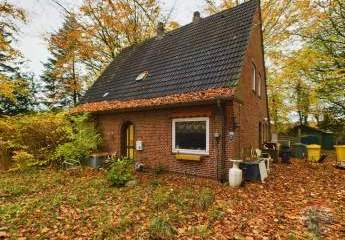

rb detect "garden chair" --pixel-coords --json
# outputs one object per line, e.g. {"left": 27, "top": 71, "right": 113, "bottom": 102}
{"left": 255, "top": 148, "right": 273, "bottom": 173}
{"left": 62, "top": 159, "right": 81, "bottom": 169}
{"left": 241, "top": 147, "right": 253, "bottom": 161}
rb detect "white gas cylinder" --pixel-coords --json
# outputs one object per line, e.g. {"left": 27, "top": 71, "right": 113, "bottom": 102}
{"left": 229, "top": 160, "right": 243, "bottom": 187}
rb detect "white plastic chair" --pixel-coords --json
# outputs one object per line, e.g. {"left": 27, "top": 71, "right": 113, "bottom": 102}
{"left": 255, "top": 148, "right": 273, "bottom": 173}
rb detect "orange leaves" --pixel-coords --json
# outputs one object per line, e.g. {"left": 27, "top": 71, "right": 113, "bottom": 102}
{"left": 0, "top": 76, "right": 31, "bottom": 103}
{"left": 1, "top": 158, "right": 345, "bottom": 239}
{"left": 43, "top": 0, "right": 166, "bottom": 108}
{"left": 165, "top": 21, "right": 180, "bottom": 31}
{"left": 0, "top": 1, "right": 26, "bottom": 23}
{"left": 71, "top": 87, "right": 235, "bottom": 114}
{"left": 77, "top": 0, "right": 162, "bottom": 64}
{"left": 0, "top": 77, "right": 15, "bottom": 101}
{"left": 44, "top": 0, "right": 202, "bottom": 110}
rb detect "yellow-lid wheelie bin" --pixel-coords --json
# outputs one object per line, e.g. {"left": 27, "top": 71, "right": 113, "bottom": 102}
{"left": 306, "top": 144, "right": 321, "bottom": 162}
{"left": 335, "top": 145, "right": 345, "bottom": 167}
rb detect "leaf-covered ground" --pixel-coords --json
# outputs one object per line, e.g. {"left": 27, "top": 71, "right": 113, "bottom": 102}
{"left": 0, "top": 156, "right": 344, "bottom": 239}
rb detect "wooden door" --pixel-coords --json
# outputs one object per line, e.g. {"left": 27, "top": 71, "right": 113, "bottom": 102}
{"left": 122, "top": 123, "right": 135, "bottom": 159}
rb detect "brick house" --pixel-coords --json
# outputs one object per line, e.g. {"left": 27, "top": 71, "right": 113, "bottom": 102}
{"left": 73, "top": 0, "right": 270, "bottom": 181}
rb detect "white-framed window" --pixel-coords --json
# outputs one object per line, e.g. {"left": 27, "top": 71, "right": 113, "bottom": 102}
{"left": 252, "top": 62, "right": 256, "bottom": 92}
{"left": 172, "top": 117, "right": 209, "bottom": 155}
{"left": 258, "top": 73, "right": 262, "bottom": 97}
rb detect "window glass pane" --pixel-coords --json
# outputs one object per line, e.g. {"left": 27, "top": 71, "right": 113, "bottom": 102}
{"left": 175, "top": 121, "right": 206, "bottom": 151}
{"left": 258, "top": 74, "right": 261, "bottom": 96}
{"left": 252, "top": 63, "right": 256, "bottom": 91}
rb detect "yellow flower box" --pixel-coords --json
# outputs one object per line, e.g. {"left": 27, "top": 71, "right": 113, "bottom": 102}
{"left": 175, "top": 154, "right": 202, "bottom": 161}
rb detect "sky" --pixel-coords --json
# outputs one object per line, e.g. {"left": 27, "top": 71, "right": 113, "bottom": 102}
{"left": 9, "top": 0, "right": 205, "bottom": 77}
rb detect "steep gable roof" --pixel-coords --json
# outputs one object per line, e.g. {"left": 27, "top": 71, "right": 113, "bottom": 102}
{"left": 80, "top": 0, "right": 259, "bottom": 107}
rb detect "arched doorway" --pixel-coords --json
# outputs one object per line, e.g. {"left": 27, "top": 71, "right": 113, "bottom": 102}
{"left": 121, "top": 122, "right": 135, "bottom": 159}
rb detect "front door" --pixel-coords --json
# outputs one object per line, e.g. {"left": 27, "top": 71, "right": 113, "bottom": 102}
{"left": 122, "top": 122, "right": 135, "bottom": 159}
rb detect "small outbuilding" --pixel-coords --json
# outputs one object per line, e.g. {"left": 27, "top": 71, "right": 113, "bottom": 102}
{"left": 287, "top": 125, "right": 335, "bottom": 150}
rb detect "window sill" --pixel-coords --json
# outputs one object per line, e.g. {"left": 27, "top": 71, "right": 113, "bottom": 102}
{"left": 175, "top": 154, "right": 203, "bottom": 161}
{"left": 172, "top": 149, "right": 209, "bottom": 156}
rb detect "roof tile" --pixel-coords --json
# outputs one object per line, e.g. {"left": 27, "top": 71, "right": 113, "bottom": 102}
{"left": 81, "top": 0, "right": 258, "bottom": 105}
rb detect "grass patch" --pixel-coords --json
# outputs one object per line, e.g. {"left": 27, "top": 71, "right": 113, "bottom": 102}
{"left": 208, "top": 206, "right": 225, "bottom": 222}
{"left": 195, "top": 187, "right": 214, "bottom": 210}
{"left": 149, "top": 216, "right": 176, "bottom": 239}
{"left": 188, "top": 224, "right": 211, "bottom": 239}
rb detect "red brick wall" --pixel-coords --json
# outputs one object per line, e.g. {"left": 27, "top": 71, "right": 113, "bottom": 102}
{"left": 95, "top": 105, "right": 226, "bottom": 179}
{"left": 230, "top": 6, "right": 269, "bottom": 160}
{"left": 93, "top": 6, "right": 269, "bottom": 180}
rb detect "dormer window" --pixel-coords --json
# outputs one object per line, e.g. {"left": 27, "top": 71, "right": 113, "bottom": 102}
{"left": 136, "top": 71, "right": 149, "bottom": 81}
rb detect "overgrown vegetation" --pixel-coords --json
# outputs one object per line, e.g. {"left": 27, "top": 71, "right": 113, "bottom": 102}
{"left": 149, "top": 216, "right": 177, "bottom": 239}
{"left": 0, "top": 112, "right": 101, "bottom": 170}
{"left": 54, "top": 114, "right": 101, "bottom": 167}
{"left": 107, "top": 157, "right": 134, "bottom": 187}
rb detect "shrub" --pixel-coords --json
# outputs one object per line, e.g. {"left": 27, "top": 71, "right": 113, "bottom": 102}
{"left": 15, "top": 113, "right": 69, "bottom": 160}
{"left": 0, "top": 112, "right": 70, "bottom": 168}
{"left": 53, "top": 114, "right": 102, "bottom": 166}
{"left": 12, "top": 150, "right": 36, "bottom": 170}
{"left": 149, "top": 216, "right": 176, "bottom": 240}
{"left": 107, "top": 157, "right": 134, "bottom": 187}
{"left": 0, "top": 112, "right": 102, "bottom": 170}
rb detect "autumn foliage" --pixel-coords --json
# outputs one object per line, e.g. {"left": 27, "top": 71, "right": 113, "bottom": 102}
{"left": 0, "top": 1, "right": 36, "bottom": 115}
{"left": 41, "top": 0, "right": 175, "bottom": 108}
{"left": 72, "top": 87, "right": 234, "bottom": 113}
{"left": 0, "top": 113, "right": 101, "bottom": 170}
{"left": 0, "top": 158, "right": 344, "bottom": 239}
{"left": 206, "top": 0, "right": 344, "bottom": 132}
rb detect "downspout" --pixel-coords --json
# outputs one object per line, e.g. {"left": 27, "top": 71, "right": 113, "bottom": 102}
{"left": 258, "top": 0, "right": 271, "bottom": 140}
{"left": 216, "top": 98, "right": 226, "bottom": 182}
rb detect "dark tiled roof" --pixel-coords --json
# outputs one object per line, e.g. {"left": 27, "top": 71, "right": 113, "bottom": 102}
{"left": 81, "top": 0, "right": 258, "bottom": 104}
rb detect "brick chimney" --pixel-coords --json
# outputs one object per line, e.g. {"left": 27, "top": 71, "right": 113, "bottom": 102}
{"left": 157, "top": 22, "right": 165, "bottom": 37}
{"left": 193, "top": 11, "right": 201, "bottom": 23}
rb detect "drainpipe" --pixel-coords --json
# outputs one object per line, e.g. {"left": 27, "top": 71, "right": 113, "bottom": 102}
{"left": 216, "top": 98, "right": 226, "bottom": 182}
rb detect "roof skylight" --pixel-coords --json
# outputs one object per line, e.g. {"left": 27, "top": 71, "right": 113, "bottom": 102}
{"left": 136, "top": 71, "right": 149, "bottom": 81}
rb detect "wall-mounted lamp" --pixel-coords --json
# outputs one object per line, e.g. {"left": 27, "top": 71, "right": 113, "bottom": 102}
{"left": 214, "top": 132, "right": 221, "bottom": 142}
{"left": 229, "top": 131, "right": 235, "bottom": 141}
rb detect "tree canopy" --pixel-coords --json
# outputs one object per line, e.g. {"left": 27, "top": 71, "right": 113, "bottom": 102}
{"left": 205, "top": 0, "right": 344, "bottom": 132}
{"left": 41, "top": 0, "right": 178, "bottom": 109}
{"left": 0, "top": 1, "right": 36, "bottom": 115}
{"left": 1, "top": 0, "right": 343, "bottom": 134}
